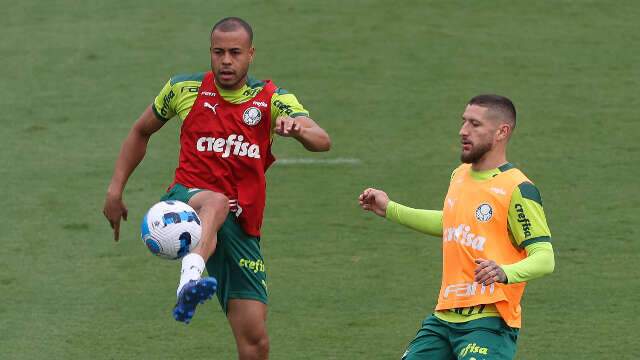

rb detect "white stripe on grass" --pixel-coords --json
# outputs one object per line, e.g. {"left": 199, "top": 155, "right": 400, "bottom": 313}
{"left": 276, "top": 158, "right": 362, "bottom": 165}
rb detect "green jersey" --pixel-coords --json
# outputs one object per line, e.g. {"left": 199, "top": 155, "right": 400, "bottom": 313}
{"left": 151, "top": 72, "right": 309, "bottom": 131}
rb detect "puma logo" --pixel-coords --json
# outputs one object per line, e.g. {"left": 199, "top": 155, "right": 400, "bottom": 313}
{"left": 204, "top": 101, "right": 219, "bottom": 114}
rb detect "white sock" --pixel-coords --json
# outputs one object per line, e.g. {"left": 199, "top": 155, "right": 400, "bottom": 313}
{"left": 177, "top": 253, "right": 205, "bottom": 297}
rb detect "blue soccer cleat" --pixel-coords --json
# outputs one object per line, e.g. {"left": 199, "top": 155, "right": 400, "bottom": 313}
{"left": 173, "top": 277, "right": 217, "bottom": 324}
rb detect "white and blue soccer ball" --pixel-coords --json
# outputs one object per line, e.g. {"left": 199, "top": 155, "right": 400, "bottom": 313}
{"left": 140, "top": 200, "right": 201, "bottom": 259}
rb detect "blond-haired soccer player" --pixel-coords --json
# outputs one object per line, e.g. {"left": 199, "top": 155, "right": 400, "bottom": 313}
{"left": 359, "top": 95, "right": 554, "bottom": 360}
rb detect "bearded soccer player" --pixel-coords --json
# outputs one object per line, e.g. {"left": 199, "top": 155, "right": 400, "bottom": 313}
{"left": 103, "top": 17, "right": 330, "bottom": 359}
{"left": 359, "top": 95, "right": 554, "bottom": 360}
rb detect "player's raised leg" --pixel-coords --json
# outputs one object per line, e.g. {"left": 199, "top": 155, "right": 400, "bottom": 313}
{"left": 173, "top": 190, "right": 229, "bottom": 323}
{"left": 188, "top": 190, "right": 230, "bottom": 261}
{"left": 227, "top": 299, "right": 269, "bottom": 360}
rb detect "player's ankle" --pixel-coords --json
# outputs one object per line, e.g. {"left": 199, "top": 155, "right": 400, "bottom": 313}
{"left": 177, "top": 253, "right": 206, "bottom": 296}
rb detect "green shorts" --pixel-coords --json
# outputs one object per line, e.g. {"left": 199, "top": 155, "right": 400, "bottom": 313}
{"left": 401, "top": 315, "right": 519, "bottom": 360}
{"left": 161, "top": 184, "right": 268, "bottom": 313}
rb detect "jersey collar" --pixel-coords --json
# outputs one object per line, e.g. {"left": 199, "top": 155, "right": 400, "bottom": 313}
{"left": 469, "top": 162, "right": 515, "bottom": 180}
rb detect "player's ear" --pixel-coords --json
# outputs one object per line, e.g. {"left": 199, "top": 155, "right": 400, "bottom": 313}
{"left": 496, "top": 123, "right": 511, "bottom": 141}
{"left": 249, "top": 47, "right": 255, "bottom": 63}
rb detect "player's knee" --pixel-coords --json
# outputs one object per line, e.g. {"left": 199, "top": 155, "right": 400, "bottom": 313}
{"left": 211, "top": 192, "right": 230, "bottom": 213}
{"left": 200, "top": 192, "right": 230, "bottom": 215}
{"left": 255, "top": 335, "right": 269, "bottom": 356}
{"left": 241, "top": 334, "right": 269, "bottom": 358}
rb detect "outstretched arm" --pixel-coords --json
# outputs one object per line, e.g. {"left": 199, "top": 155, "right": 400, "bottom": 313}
{"left": 359, "top": 188, "right": 443, "bottom": 236}
{"left": 103, "top": 105, "right": 165, "bottom": 241}
{"left": 386, "top": 202, "right": 443, "bottom": 237}
{"left": 275, "top": 116, "right": 331, "bottom": 152}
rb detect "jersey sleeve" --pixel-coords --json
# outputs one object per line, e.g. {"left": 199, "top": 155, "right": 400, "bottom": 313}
{"left": 385, "top": 201, "right": 444, "bottom": 237}
{"left": 270, "top": 89, "right": 309, "bottom": 122}
{"left": 507, "top": 182, "right": 552, "bottom": 248}
{"left": 501, "top": 242, "right": 555, "bottom": 284}
{"left": 152, "top": 79, "right": 178, "bottom": 122}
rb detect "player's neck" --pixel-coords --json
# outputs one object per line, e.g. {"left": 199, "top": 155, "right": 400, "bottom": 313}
{"left": 214, "top": 77, "right": 248, "bottom": 92}
{"left": 471, "top": 151, "right": 508, "bottom": 172}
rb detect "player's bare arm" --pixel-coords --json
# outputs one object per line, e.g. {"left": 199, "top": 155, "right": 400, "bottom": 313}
{"left": 274, "top": 116, "right": 331, "bottom": 151}
{"left": 103, "top": 105, "right": 165, "bottom": 241}
{"left": 358, "top": 188, "right": 389, "bottom": 217}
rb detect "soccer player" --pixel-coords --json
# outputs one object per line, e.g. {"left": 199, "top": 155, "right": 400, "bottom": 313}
{"left": 103, "top": 17, "right": 330, "bottom": 359}
{"left": 359, "top": 95, "right": 554, "bottom": 360}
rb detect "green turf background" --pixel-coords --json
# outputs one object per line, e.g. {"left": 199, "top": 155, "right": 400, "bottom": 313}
{"left": 1, "top": 0, "right": 639, "bottom": 358}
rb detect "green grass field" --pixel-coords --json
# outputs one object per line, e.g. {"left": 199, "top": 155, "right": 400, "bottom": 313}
{"left": 2, "top": 0, "right": 639, "bottom": 358}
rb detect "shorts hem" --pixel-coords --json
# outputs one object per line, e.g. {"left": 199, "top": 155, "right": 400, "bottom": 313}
{"left": 227, "top": 292, "right": 268, "bottom": 305}
{"left": 222, "top": 292, "right": 268, "bottom": 314}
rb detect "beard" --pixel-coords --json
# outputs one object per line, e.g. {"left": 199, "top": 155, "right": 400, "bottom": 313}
{"left": 460, "top": 141, "right": 492, "bottom": 164}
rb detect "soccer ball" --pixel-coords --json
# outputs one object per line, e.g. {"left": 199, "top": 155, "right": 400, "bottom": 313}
{"left": 140, "top": 200, "right": 201, "bottom": 259}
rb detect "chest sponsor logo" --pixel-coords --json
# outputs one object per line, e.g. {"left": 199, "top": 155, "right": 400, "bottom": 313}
{"left": 514, "top": 203, "right": 532, "bottom": 238}
{"left": 243, "top": 107, "right": 262, "bottom": 126}
{"left": 475, "top": 203, "right": 493, "bottom": 222}
{"left": 443, "top": 224, "right": 486, "bottom": 251}
{"left": 443, "top": 281, "right": 495, "bottom": 299}
{"left": 201, "top": 91, "right": 217, "bottom": 97}
{"left": 490, "top": 187, "right": 506, "bottom": 195}
{"left": 204, "top": 101, "right": 219, "bottom": 114}
{"left": 196, "top": 134, "right": 261, "bottom": 159}
{"left": 252, "top": 100, "right": 268, "bottom": 108}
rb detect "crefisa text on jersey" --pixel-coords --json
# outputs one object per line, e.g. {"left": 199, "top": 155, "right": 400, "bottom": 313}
{"left": 514, "top": 203, "right": 532, "bottom": 238}
{"left": 196, "top": 134, "right": 261, "bottom": 159}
